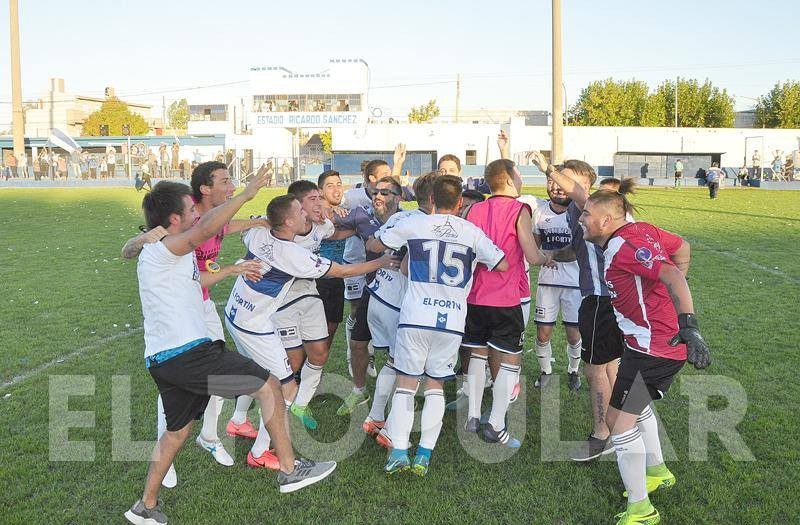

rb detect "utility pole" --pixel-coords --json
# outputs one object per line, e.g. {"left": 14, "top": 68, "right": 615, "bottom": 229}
{"left": 551, "top": 0, "right": 564, "bottom": 164}
{"left": 455, "top": 74, "right": 461, "bottom": 123}
{"left": 9, "top": 0, "right": 25, "bottom": 161}
{"left": 674, "top": 76, "right": 679, "bottom": 127}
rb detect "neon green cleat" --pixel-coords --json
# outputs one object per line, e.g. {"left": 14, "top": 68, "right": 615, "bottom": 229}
{"left": 336, "top": 391, "right": 370, "bottom": 416}
{"left": 290, "top": 404, "right": 318, "bottom": 430}
{"left": 614, "top": 505, "right": 660, "bottom": 525}
{"left": 411, "top": 454, "right": 430, "bottom": 477}
{"left": 622, "top": 471, "right": 676, "bottom": 497}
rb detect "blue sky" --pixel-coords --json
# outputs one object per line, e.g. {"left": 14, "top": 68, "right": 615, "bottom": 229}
{"left": 1, "top": 0, "right": 798, "bottom": 125}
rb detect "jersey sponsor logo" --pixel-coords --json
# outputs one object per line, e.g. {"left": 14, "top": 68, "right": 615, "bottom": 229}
{"left": 435, "top": 312, "right": 449, "bottom": 329}
{"left": 422, "top": 297, "right": 462, "bottom": 310}
{"left": 635, "top": 247, "right": 654, "bottom": 268}
{"left": 278, "top": 326, "right": 298, "bottom": 341}
{"left": 232, "top": 290, "right": 256, "bottom": 312}
{"left": 432, "top": 217, "right": 459, "bottom": 239}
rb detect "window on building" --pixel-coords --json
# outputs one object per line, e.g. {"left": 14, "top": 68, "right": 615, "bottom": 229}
{"left": 465, "top": 150, "right": 477, "bottom": 165}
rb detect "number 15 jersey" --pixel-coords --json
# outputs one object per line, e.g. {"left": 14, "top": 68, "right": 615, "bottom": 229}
{"left": 377, "top": 213, "right": 505, "bottom": 335}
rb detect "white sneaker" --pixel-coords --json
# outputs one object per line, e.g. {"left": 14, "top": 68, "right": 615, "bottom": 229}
{"left": 161, "top": 463, "right": 177, "bottom": 488}
{"left": 196, "top": 435, "right": 234, "bottom": 466}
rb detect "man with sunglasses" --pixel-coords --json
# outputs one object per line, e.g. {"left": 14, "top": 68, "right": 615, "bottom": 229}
{"left": 334, "top": 176, "right": 403, "bottom": 416}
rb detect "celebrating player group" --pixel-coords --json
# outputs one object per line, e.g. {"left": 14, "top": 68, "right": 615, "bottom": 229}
{"left": 122, "top": 135, "right": 711, "bottom": 525}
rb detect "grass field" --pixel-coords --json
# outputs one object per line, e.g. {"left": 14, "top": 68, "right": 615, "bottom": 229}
{"left": 1, "top": 185, "right": 799, "bottom": 524}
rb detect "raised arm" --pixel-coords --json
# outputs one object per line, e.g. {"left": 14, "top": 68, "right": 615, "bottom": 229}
{"left": 391, "top": 143, "right": 407, "bottom": 178}
{"left": 497, "top": 130, "right": 510, "bottom": 160}
{"left": 227, "top": 217, "right": 270, "bottom": 234}
{"left": 528, "top": 151, "right": 590, "bottom": 210}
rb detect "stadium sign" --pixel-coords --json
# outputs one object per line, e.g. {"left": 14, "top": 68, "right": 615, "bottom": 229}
{"left": 253, "top": 112, "right": 361, "bottom": 128}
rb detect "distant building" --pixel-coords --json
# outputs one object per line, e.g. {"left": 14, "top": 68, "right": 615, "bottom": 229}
{"left": 734, "top": 109, "right": 758, "bottom": 128}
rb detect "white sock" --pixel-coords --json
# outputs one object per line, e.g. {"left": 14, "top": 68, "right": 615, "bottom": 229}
{"left": 567, "top": 340, "right": 582, "bottom": 374}
{"left": 368, "top": 365, "right": 397, "bottom": 422}
{"left": 419, "top": 389, "right": 445, "bottom": 450}
{"left": 156, "top": 394, "right": 166, "bottom": 440}
{"left": 293, "top": 361, "right": 324, "bottom": 407}
{"left": 467, "top": 354, "right": 488, "bottom": 419}
{"left": 613, "top": 427, "right": 648, "bottom": 504}
{"left": 200, "top": 395, "right": 223, "bottom": 442}
{"left": 536, "top": 339, "right": 553, "bottom": 374}
{"left": 489, "top": 363, "right": 520, "bottom": 431}
{"left": 636, "top": 404, "right": 664, "bottom": 468}
{"left": 230, "top": 395, "right": 253, "bottom": 425}
{"left": 460, "top": 377, "right": 469, "bottom": 397}
{"left": 386, "top": 386, "right": 417, "bottom": 451}
{"left": 345, "top": 315, "right": 355, "bottom": 374}
{"left": 251, "top": 410, "right": 271, "bottom": 457}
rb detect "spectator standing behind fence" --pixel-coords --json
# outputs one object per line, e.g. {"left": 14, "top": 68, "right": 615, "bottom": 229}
{"left": 673, "top": 159, "right": 684, "bottom": 189}
{"left": 57, "top": 154, "right": 67, "bottom": 180}
{"left": 705, "top": 162, "right": 724, "bottom": 199}
{"left": 88, "top": 154, "right": 98, "bottom": 179}
{"left": 79, "top": 153, "right": 89, "bottom": 180}
{"left": 752, "top": 149, "right": 761, "bottom": 179}
{"left": 100, "top": 156, "right": 108, "bottom": 180}
{"left": 4, "top": 152, "right": 17, "bottom": 180}
{"left": 107, "top": 146, "right": 117, "bottom": 178}
{"left": 772, "top": 152, "right": 784, "bottom": 180}
{"left": 737, "top": 166, "right": 748, "bottom": 187}
{"left": 37, "top": 151, "right": 48, "bottom": 180}
{"left": 159, "top": 143, "right": 169, "bottom": 177}
{"left": 279, "top": 160, "right": 290, "bottom": 186}
{"left": 171, "top": 142, "right": 180, "bottom": 170}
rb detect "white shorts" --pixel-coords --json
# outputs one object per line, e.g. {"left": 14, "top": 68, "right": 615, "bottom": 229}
{"left": 344, "top": 276, "right": 366, "bottom": 301}
{"left": 393, "top": 327, "right": 460, "bottom": 380}
{"left": 203, "top": 299, "right": 225, "bottom": 341}
{"left": 367, "top": 296, "right": 400, "bottom": 357}
{"left": 521, "top": 297, "right": 532, "bottom": 327}
{"left": 534, "top": 285, "right": 581, "bottom": 325}
{"left": 224, "top": 318, "right": 294, "bottom": 383}
{"left": 270, "top": 296, "right": 328, "bottom": 350}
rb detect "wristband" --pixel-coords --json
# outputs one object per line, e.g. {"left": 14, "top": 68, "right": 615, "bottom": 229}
{"left": 677, "top": 313, "right": 698, "bottom": 329}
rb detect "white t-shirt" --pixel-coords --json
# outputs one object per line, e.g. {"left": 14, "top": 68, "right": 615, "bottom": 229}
{"left": 224, "top": 228, "right": 332, "bottom": 334}
{"left": 367, "top": 209, "right": 422, "bottom": 309}
{"left": 138, "top": 241, "right": 208, "bottom": 359}
{"left": 378, "top": 213, "right": 504, "bottom": 334}
{"left": 532, "top": 199, "right": 579, "bottom": 288}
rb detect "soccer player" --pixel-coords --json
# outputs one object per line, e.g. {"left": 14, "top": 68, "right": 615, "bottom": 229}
{"left": 335, "top": 175, "right": 403, "bottom": 415}
{"left": 223, "top": 194, "right": 397, "bottom": 471}
{"left": 373, "top": 175, "right": 508, "bottom": 475}
{"left": 121, "top": 161, "right": 268, "bottom": 486}
{"left": 528, "top": 152, "right": 628, "bottom": 462}
{"left": 523, "top": 177, "right": 583, "bottom": 391}
{"left": 578, "top": 181, "right": 711, "bottom": 525}
{"left": 316, "top": 170, "right": 347, "bottom": 345}
{"left": 124, "top": 177, "right": 337, "bottom": 525}
{"left": 362, "top": 171, "right": 441, "bottom": 447}
{"left": 462, "top": 159, "right": 550, "bottom": 448}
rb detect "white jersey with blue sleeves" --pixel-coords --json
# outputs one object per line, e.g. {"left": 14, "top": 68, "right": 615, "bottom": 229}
{"left": 378, "top": 213, "right": 504, "bottom": 334}
{"left": 224, "top": 228, "right": 332, "bottom": 334}
{"left": 367, "top": 209, "right": 421, "bottom": 310}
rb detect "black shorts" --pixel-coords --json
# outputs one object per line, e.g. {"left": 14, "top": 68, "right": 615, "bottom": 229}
{"left": 579, "top": 295, "right": 625, "bottom": 365}
{"left": 351, "top": 292, "right": 372, "bottom": 342}
{"left": 148, "top": 340, "right": 270, "bottom": 431}
{"left": 463, "top": 304, "right": 525, "bottom": 354}
{"left": 609, "top": 350, "right": 685, "bottom": 415}
{"left": 316, "top": 277, "right": 345, "bottom": 324}
{"left": 674, "top": 172, "right": 683, "bottom": 179}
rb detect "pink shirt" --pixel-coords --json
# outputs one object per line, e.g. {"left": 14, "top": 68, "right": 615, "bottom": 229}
{"left": 466, "top": 196, "right": 530, "bottom": 307}
{"left": 193, "top": 210, "right": 230, "bottom": 301}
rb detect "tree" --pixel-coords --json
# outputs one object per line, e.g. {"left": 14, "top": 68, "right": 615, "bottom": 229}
{"left": 82, "top": 99, "right": 149, "bottom": 136}
{"left": 319, "top": 129, "right": 333, "bottom": 154}
{"left": 408, "top": 99, "right": 440, "bottom": 123}
{"left": 570, "top": 79, "right": 653, "bottom": 126}
{"left": 755, "top": 81, "right": 800, "bottom": 128}
{"left": 167, "top": 98, "right": 189, "bottom": 132}
{"left": 653, "top": 79, "right": 735, "bottom": 128}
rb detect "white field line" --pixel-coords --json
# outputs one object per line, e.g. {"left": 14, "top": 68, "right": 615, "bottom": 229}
{"left": 689, "top": 238, "right": 800, "bottom": 285}
{"left": 0, "top": 327, "right": 143, "bottom": 390}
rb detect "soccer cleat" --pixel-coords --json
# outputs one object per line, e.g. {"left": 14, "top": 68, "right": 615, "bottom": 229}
{"left": 411, "top": 453, "right": 430, "bottom": 477}
{"left": 464, "top": 417, "right": 480, "bottom": 433}
{"left": 247, "top": 449, "right": 280, "bottom": 471}
{"left": 336, "top": 391, "right": 370, "bottom": 416}
{"left": 226, "top": 418, "right": 258, "bottom": 439}
{"left": 570, "top": 434, "right": 615, "bottom": 462}
{"left": 614, "top": 505, "right": 660, "bottom": 525}
{"left": 509, "top": 382, "right": 521, "bottom": 404}
{"left": 445, "top": 390, "right": 468, "bottom": 412}
{"left": 481, "top": 425, "right": 522, "bottom": 449}
{"left": 534, "top": 372, "right": 553, "bottom": 388}
{"left": 161, "top": 463, "right": 177, "bottom": 488}
{"left": 375, "top": 428, "right": 393, "bottom": 449}
{"left": 567, "top": 371, "right": 582, "bottom": 392}
{"left": 278, "top": 458, "right": 337, "bottom": 493}
{"left": 124, "top": 499, "right": 167, "bottom": 525}
{"left": 384, "top": 450, "right": 411, "bottom": 474}
{"left": 362, "top": 417, "right": 385, "bottom": 436}
{"left": 623, "top": 471, "right": 676, "bottom": 497}
{"left": 290, "top": 404, "right": 318, "bottom": 430}
{"left": 196, "top": 435, "right": 234, "bottom": 466}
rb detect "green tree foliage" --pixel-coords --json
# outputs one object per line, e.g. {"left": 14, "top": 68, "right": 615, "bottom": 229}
{"left": 319, "top": 129, "right": 333, "bottom": 154}
{"left": 408, "top": 99, "right": 441, "bottom": 123}
{"left": 755, "top": 81, "right": 800, "bottom": 128}
{"left": 82, "top": 99, "right": 149, "bottom": 136}
{"left": 570, "top": 78, "right": 734, "bottom": 127}
{"left": 167, "top": 98, "right": 189, "bottom": 131}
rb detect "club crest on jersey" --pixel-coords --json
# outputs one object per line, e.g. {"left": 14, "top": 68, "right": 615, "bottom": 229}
{"left": 435, "top": 312, "right": 449, "bottom": 329}
{"left": 635, "top": 247, "right": 654, "bottom": 268}
{"left": 432, "top": 217, "right": 458, "bottom": 239}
